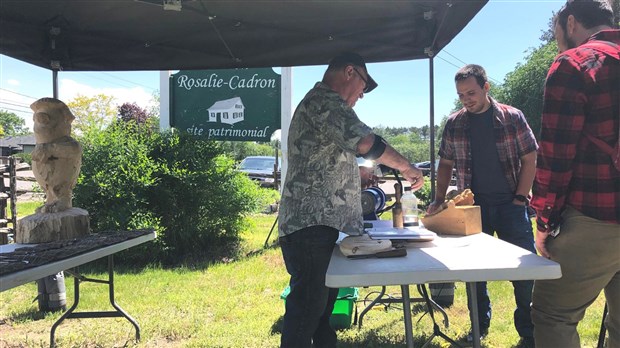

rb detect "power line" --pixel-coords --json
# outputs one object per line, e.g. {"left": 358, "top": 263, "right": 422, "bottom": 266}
{"left": 0, "top": 88, "right": 37, "bottom": 100}
{"left": 79, "top": 73, "right": 141, "bottom": 90}
{"left": 437, "top": 50, "right": 504, "bottom": 86}
{"left": 1, "top": 75, "right": 155, "bottom": 102}
{"left": 1, "top": 72, "right": 157, "bottom": 107}
{"left": 442, "top": 50, "right": 468, "bottom": 67}
{"left": 0, "top": 100, "right": 30, "bottom": 109}
{"left": 74, "top": 72, "right": 157, "bottom": 92}
{"left": 0, "top": 106, "right": 29, "bottom": 114}
{"left": 102, "top": 72, "right": 157, "bottom": 92}
{"left": 435, "top": 55, "right": 461, "bottom": 70}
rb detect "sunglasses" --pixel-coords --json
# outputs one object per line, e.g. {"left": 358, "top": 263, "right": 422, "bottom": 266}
{"left": 352, "top": 67, "right": 369, "bottom": 92}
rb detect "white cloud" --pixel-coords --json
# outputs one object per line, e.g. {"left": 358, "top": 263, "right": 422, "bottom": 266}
{"left": 59, "top": 78, "right": 154, "bottom": 111}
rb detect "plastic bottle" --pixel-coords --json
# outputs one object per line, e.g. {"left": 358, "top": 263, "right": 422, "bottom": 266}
{"left": 401, "top": 186, "right": 419, "bottom": 227}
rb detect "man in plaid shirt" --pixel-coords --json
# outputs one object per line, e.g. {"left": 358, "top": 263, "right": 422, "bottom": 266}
{"left": 429, "top": 64, "right": 539, "bottom": 347}
{"left": 530, "top": 1, "right": 619, "bottom": 347}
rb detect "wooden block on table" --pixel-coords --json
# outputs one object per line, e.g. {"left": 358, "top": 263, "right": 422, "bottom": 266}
{"left": 421, "top": 202, "right": 481, "bottom": 236}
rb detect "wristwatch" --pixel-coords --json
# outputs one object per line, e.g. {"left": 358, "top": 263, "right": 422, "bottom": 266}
{"left": 514, "top": 194, "right": 529, "bottom": 205}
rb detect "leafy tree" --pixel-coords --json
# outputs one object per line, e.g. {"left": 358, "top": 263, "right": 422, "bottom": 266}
{"left": 67, "top": 94, "right": 116, "bottom": 137}
{"left": 369, "top": 125, "right": 447, "bottom": 163}
{"left": 419, "top": 125, "right": 430, "bottom": 141}
{"left": 118, "top": 102, "right": 149, "bottom": 124}
{"left": 219, "top": 141, "right": 275, "bottom": 161}
{"left": 376, "top": 129, "right": 431, "bottom": 164}
{"left": 496, "top": 41, "right": 558, "bottom": 138}
{"left": 0, "top": 110, "right": 30, "bottom": 136}
{"left": 147, "top": 90, "right": 161, "bottom": 118}
{"left": 539, "top": 13, "right": 557, "bottom": 45}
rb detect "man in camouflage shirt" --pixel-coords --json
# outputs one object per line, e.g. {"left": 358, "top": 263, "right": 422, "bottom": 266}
{"left": 278, "top": 52, "right": 424, "bottom": 348}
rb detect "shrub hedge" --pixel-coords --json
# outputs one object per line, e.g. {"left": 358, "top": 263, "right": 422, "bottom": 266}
{"left": 73, "top": 121, "right": 264, "bottom": 264}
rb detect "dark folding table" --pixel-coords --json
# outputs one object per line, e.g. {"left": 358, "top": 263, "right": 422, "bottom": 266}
{"left": 0, "top": 229, "right": 155, "bottom": 347}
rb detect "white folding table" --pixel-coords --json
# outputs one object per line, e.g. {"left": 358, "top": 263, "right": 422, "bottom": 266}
{"left": 326, "top": 225, "right": 561, "bottom": 348}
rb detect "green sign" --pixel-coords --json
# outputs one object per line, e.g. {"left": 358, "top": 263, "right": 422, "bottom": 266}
{"left": 170, "top": 68, "right": 281, "bottom": 141}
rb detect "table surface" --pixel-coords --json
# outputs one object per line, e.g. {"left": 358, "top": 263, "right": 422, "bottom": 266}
{"left": 326, "top": 222, "right": 561, "bottom": 288}
{"left": 0, "top": 230, "right": 155, "bottom": 292}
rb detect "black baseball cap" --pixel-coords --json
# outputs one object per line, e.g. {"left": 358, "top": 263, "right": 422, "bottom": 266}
{"left": 328, "top": 52, "right": 378, "bottom": 93}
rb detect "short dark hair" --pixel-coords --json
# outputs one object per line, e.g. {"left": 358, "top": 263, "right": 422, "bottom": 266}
{"left": 454, "top": 64, "right": 487, "bottom": 88}
{"left": 555, "top": 0, "right": 614, "bottom": 32}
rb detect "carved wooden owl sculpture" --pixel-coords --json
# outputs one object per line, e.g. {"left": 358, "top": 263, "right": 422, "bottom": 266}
{"left": 30, "top": 98, "right": 82, "bottom": 213}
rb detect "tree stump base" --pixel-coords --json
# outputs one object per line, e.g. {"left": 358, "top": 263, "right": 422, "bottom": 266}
{"left": 16, "top": 208, "right": 90, "bottom": 243}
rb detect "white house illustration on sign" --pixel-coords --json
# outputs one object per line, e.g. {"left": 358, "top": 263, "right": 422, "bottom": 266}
{"left": 207, "top": 97, "right": 245, "bottom": 125}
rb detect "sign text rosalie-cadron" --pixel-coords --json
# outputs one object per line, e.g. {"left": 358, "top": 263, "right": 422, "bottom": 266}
{"left": 176, "top": 73, "right": 277, "bottom": 90}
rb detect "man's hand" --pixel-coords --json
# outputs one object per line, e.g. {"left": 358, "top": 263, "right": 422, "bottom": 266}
{"left": 400, "top": 165, "right": 424, "bottom": 191}
{"left": 535, "top": 229, "right": 550, "bottom": 258}
{"left": 426, "top": 200, "right": 444, "bottom": 214}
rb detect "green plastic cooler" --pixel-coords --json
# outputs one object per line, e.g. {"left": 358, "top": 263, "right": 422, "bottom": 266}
{"left": 280, "top": 286, "right": 358, "bottom": 329}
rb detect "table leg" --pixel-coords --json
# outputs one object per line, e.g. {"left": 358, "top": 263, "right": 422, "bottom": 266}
{"left": 358, "top": 286, "right": 387, "bottom": 328}
{"left": 467, "top": 282, "right": 481, "bottom": 348}
{"left": 107, "top": 255, "right": 141, "bottom": 340}
{"left": 401, "top": 285, "right": 414, "bottom": 348}
{"left": 358, "top": 286, "right": 437, "bottom": 329}
{"left": 49, "top": 255, "right": 140, "bottom": 348}
{"left": 50, "top": 270, "right": 81, "bottom": 348}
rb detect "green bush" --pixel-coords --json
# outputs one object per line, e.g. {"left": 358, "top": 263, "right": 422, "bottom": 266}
{"left": 147, "top": 132, "right": 264, "bottom": 262}
{"left": 13, "top": 153, "right": 31, "bottom": 166}
{"left": 415, "top": 180, "right": 432, "bottom": 210}
{"left": 255, "top": 186, "right": 281, "bottom": 211}
{"left": 75, "top": 122, "right": 159, "bottom": 230}
{"left": 218, "top": 140, "right": 277, "bottom": 161}
{"left": 74, "top": 122, "right": 263, "bottom": 264}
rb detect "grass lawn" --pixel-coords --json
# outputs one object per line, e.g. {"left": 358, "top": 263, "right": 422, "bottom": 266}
{"left": 14, "top": 200, "right": 42, "bottom": 218}
{"left": 0, "top": 212, "right": 608, "bottom": 347}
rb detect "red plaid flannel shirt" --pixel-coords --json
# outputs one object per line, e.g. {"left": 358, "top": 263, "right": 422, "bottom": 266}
{"left": 532, "top": 30, "right": 620, "bottom": 231}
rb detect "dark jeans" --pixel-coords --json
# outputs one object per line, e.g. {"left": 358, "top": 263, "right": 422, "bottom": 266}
{"left": 280, "top": 225, "right": 340, "bottom": 348}
{"left": 466, "top": 200, "right": 536, "bottom": 338}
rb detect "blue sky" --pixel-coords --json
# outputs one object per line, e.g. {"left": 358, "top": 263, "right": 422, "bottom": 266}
{"left": 0, "top": 0, "right": 563, "bottom": 132}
